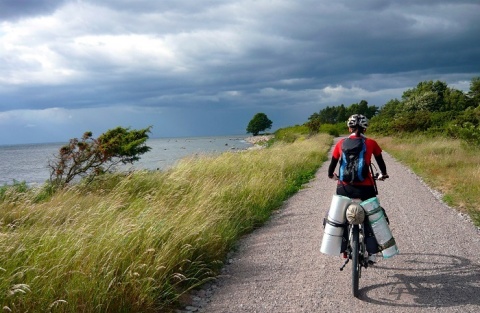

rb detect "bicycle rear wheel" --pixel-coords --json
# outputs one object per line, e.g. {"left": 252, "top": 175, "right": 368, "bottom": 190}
{"left": 351, "top": 225, "right": 360, "bottom": 297}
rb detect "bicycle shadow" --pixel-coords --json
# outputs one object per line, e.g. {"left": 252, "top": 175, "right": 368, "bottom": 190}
{"left": 359, "top": 253, "right": 480, "bottom": 308}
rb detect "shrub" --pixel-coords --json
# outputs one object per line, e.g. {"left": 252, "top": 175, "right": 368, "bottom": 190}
{"left": 319, "top": 123, "right": 345, "bottom": 136}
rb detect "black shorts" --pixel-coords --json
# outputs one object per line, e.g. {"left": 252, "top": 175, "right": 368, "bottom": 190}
{"left": 336, "top": 184, "right": 376, "bottom": 201}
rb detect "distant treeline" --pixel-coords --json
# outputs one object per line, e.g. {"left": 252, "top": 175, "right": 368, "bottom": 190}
{"left": 305, "top": 77, "right": 480, "bottom": 145}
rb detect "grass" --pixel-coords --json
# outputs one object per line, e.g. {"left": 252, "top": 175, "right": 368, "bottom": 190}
{"left": 0, "top": 134, "right": 332, "bottom": 312}
{"left": 375, "top": 135, "right": 480, "bottom": 226}
{"left": 274, "top": 124, "right": 310, "bottom": 142}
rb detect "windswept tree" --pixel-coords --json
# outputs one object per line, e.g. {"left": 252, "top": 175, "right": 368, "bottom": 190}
{"left": 48, "top": 126, "right": 152, "bottom": 189}
{"left": 246, "top": 113, "right": 273, "bottom": 136}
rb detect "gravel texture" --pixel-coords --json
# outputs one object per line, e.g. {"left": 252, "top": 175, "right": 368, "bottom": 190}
{"left": 179, "top": 140, "right": 480, "bottom": 313}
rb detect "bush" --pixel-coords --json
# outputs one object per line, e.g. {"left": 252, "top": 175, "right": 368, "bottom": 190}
{"left": 369, "top": 116, "right": 393, "bottom": 135}
{"left": 391, "top": 111, "right": 432, "bottom": 132}
{"left": 319, "top": 123, "right": 345, "bottom": 136}
{"left": 448, "top": 122, "right": 480, "bottom": 146}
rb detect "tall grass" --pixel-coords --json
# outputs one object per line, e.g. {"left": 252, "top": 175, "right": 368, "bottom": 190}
{"left": 376, "top": 135, "right": 480, "bottom": 226}
{"left": 274, "top": 125, "right": 310, "bottom": 142}
{"left": 0, "top": 134, "right": 332, "bottom": 312}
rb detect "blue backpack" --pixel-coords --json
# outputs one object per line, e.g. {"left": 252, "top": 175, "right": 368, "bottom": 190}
{"left": 339, "top": 137, "right": 369, "bottom": 183}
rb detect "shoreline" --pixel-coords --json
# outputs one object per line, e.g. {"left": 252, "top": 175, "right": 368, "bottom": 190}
{"left": 244, "top": 135, "right": 274, "bottom": 145}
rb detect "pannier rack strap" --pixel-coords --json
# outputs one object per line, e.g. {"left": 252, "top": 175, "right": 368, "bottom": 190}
{"left": 378, "top": 237, "right": 396, "bottom": 251}
{"left": 326, "top": 218, "right": 347, "bottom": 228}
{"left": 363, "top": 206, "right": 383, "bottom": 216}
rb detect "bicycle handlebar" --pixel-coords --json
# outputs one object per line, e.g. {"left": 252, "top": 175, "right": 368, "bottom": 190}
{"left": 330, "top": 173, "right": 389, "bottom": 181}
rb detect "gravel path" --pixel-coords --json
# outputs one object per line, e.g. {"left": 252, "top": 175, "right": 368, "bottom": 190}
{"left": 182, "top": 141, "right": 480, "bottom": 313}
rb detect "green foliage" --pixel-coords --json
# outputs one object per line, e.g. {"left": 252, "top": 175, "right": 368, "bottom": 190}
{"left": 447, "top": 107, "right": 480, "bottom": 145}
{"left": 299, "top": 77, "right": 480, "bottom": 146}
{"left": 399, "top": 80, "right": 472, "bottom": 113}
{"left": 48, "top": 126, "right": 152, "bottom": 189}
{"left": 305, "top": 118, "right": 321, "bottom": 134}
{"left": 307, "top": 100, "right": 378, "bottom": 137}
{"left": 309, "top": 100, "right": 378, "bottom": 125}
{"left": 468, "top": 77, "right": 480, "bottom": 106}
{"left": 301, "top": 77, "right": 480, "bottom": 146}
{"left": 376, "top": 99, "right": 401, "bottom": 119}
{"left": 367, "top": 77, "right": 480, "bottom": 146}
{"left": 275, "top": 122, "right": 345, "bottom": 142}
{"left": 246, "top": 113, "right": 273, "bottom": 136}
{"left": 319, "top": 123, "right": 344, "bottom": 136}
{"left": 274, "top": 125, "right": 309, "bottom": 142}
{"left": 392, "top": 111, "right": 432, "bottom": 132}
{"left": 368, "top": 115, "right": 392, "bottom": 135}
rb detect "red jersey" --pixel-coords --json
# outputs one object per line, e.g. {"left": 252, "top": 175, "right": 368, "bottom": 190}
{"left": 332, "top": 134, "right": 382, "bottom": 186}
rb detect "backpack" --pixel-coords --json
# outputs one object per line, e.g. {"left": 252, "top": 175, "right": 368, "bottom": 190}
{"left": 339, "top": 137, "right": 369, "bottom": 183}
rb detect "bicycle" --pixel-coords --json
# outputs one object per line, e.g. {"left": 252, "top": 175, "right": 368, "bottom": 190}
{"left": 336, "top": 172, "right": 389, "bottom": 298}
{"left": 339, "top": 203, "right": 368, "bottom": 298}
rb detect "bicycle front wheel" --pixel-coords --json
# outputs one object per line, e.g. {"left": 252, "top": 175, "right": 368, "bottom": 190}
{"left": 351, "top": 225, "right": 360, "bottom": 297}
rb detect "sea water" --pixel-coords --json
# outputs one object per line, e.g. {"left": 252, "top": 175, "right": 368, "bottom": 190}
{"left": 0, "top": 136, "right": 252, "bottom": 186}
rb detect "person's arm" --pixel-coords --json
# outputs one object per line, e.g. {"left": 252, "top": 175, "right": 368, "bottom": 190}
{"left": 328, "top": 157, "right": 339, "bottom": 178}
{"left": 328, "top": 140, "right": 343, "bottom": 178}
{"left": 374, "top": 153, "right": 387, "bottom": 176}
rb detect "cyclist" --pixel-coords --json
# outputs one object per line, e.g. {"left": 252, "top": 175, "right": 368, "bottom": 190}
{"left": 327, "top": 114, "right": 388, "bottom": 263}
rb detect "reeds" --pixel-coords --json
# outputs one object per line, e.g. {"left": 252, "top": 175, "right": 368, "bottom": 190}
{"left": 0, "top": 134, "right": 331, "bottom": 312}
{"left": 376, "top": 135, "right": 480, "bottom": 226}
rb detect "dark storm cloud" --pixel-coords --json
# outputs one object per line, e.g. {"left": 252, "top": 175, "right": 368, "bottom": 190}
{"left": 0, "top": 0, "right": 67, "bottom": 21}
{"left": 1, "top": 0, "right": 480, "bottom": 144}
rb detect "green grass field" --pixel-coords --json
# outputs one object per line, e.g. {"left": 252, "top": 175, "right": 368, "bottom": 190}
{"left": 376, "top": 135, "right": 480, "bottom": 227}
{"left": 0, "top": 134, "right": 332, "bottom": 312}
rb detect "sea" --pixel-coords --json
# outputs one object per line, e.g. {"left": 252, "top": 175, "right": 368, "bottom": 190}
{"left": 0, "top": 135, "right": 253, "bottom": 186}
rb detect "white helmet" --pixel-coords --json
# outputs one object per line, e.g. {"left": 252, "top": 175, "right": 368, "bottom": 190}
{"left": 347, "top": 114, "right": 368, "bottom": 129}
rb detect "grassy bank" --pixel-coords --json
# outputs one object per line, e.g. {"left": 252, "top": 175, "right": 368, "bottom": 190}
{"left": 0, "top": 134, "right": 331, "bottom": 312}
{"left": 376, "top": 135, "right": 480, "bottom": 226}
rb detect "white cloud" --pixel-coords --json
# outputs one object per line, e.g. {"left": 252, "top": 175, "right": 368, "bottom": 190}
{"left": 72, "top": 34, "right": 179, "bottom": 71}
{"left": 0, "top": 107, "right": 72, "bottom": 125}
{"left": 279, "top": 78, "right": 313, "bottom": 85}
{"left": 220, "top": 90, "right": 241, "bottom": 97}
{"left": 318, "top": 84, "right": 405, "bottom": 106}
{"left": 320, "top": 85, "right": 364, "bottom": 101}
{"left": 406, "top": 14, "right": 460, "bottom": 34}
{"left": 450, "top": 80, "right": 471, "bottom": 93}
{"left": 0, "top": 11, "right": 81, "bottom": 85}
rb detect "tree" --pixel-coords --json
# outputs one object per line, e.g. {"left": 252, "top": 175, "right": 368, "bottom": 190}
{"left": 317, "top": 106, "right": 338, "bottom": 123}
{"left": 468, "top": 77, "right": 480, "bottom": 107}
{"left": 401, "top": 80, "right": 452, "bottom": 112}
{"left": 48, "top": 126, "right": 152, "bottom": 189}
{"left": 377, "top": 99, "right": 401, "bottom": 119}
{"left": 310, "top": 101, "right": 379, "bottom": 125}
{"left": 305, "top": 118, "right": 321, "bottom": 134}
{"left": 246, "top": 113, "right": 273, "bottom": 136}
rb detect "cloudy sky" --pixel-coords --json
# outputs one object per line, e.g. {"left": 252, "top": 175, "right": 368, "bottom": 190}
{"left": 1, "top": 0, "right": 479, "bottom": 145}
